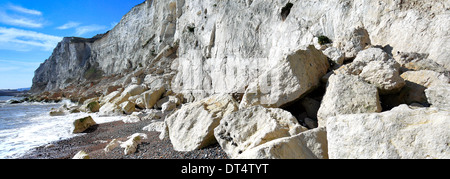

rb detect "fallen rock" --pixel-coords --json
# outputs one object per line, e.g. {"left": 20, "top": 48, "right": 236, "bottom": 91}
{"left": 99, "top": 90, "right": 133, "bottom": 116}
{"left": 214, "top": 106, "right": 308, "bottom": 159}
{"left": 123, "top": 110, "right": 164, "bottom": 123}
{"left": 103, "top": 133, "right": 148, "bottom": 155}
{"left": 161, "top": 100, "right": 177, "bottom": 113}
{"left": 44, "top": 144, "right": 55, "bottom": 149}
{"left": 79, "top": 97, "right": 100, "bottom": 113}
{"left": 72, "top": 150, "right": 90, "bottom": 159}
{"left": 155, "top": 93, "right": 182, "bottom": 108}
{"left": 123, "top": 112, "right": 146, "bottom": 123}
{"left": 359, "top": 60, "right": 405, "bottom": 94}
{"left": 98, "top": 102, "right": 123, "bottom": 116}
{"left": 72, "top": 116, "right": 97, "bottom": 134}
{"left": 399, "top": 70, "right": 449, "bottom": 105}
{"left": 120, "top": 101, "right": 136, "bottom": 115}
{"left": 49, "top": 106, "right": 68, "bottom": 116}
{"left": 394, "top": 52, "right": 449, "bottom": 74}
{"left": 165, "top": 94, "right": 238, "bottom": 151}
{"left": 335, "top": 48, "right": 391, "bottom": 75}
{"left": 143, "top": 86, "right": 166, "bottom": 109}
{"left": 143, "top": 74, "right": 167, "bottom": 91}
{"left": 425, "top": 84, "right": 450, "bottom": 108}
{"left": 335, "top": 47, "right": 405, "bottom": 94}
{"left": 327, "top": 105, "right": 450, "bottom": 159}
{"left": 104, "top": 139, "right": 120, "bottom": 153}
{"left": 123, "top": 84, "right": 147, "bottom": 97}
{"left": 99, "top": 87, "right": 136, "bottom": 116}
{"left": 84, "top": 101, "right": 100, "bottom": 113}
{"left": 99, "top": 90, "right": 122, "bottom": 106}
{"left": 297, "top": 127, "right": 328, "bottom": 159}
{"left": 317, "top": 74, "right": 381, "bottom": 127}
{"left": 49, "top": 102, "right": 80, "bottom": 116}
{"left": 133, "top": 96, "right": 146, "bottom": 109}
{"left": 131, "top": 77, "right": 141, "bottom": 85}
{"left": 236, "top": 127, "right": 328, "bottom": 159}
{"left": 401, "top": 70, "right": 449, "bottom": 88}
{"left": 336, "top": 27, "right": 371, "bottom": 59}
{"left": 240, "top": 45, "right": 329, "bottom": 108}
{"left": 323, "top": 47, "right": 345, "bottom": 66}
{"left": 68, "top": 106, "right": 81, "bottom": 114}
{"left": 159, "top": 123, "right": 169, "bottom": 141}
{"left": 142, "top": 120, "right": 165, "bottom": 132}
{"left": 160, "top": 95, "right": 182, "bottom": 113}
{"left": 112, "top": 93, "right": 131, "bottom": 106}
{"left": 155, "top": 96, "right": 169, "bottom": 109}
{"left": 122, "top": 68, "right": 144, "bottom": 86}
{"left": 120, "top": 133, "right": 148, "bottom": 155}
{"left": 142, "top": 109, "right": 164, "bottom": 120}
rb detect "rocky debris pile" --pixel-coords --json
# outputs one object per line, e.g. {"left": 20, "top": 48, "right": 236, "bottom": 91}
{"left": 102, "top": 133, "right": 149, "bottom": 155}
{"left": 65, "top": 36, "right": 448, "bottom": 159}
{"left": 30, "top": 0, "right": 450, "bottom": 101}
{"left": 31, "top": 0, "right": 449, "bottom": 159}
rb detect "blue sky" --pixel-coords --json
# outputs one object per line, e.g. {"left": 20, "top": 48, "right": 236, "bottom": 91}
{"left": 0, "top": 0, "right": 145, "bottom": 89}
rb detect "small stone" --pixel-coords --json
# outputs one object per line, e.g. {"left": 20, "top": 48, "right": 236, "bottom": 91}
{"left": 73, "top": 150, "right": 90, "bottom": 159}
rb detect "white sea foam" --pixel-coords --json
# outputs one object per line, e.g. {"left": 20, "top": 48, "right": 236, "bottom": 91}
{"left": 0, "top": 99, "right": 124, "bottom": 159}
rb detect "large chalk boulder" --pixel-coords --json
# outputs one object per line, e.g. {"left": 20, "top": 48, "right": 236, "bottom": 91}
{"left": 327, "top": 105, "right": 450, "bottom": 159}
{"left": 214, "top": 106, "right": 308, "bottom": 159}
{"left": 426, "top": 84, "right": 450, "bottom": 108}
{"left": 240, "top": 45, "right": 329, "bottom": 108}
{"left": 336, "top": 48, "right": 405, "bottom": 94}
{"left": 165, "top": 94, "right": 238, "bottom": 151}
{"left": 72, "top": 116, "right": 97, "bottom": 134}
{"left": 317, "top": 74, "right": 381, "bottom": 127}
{"left": 236, "top": 127, "right": 328, "bottom": 159}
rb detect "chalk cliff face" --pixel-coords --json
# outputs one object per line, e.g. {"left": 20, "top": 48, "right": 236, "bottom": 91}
{"left": 32, "top": 36, "right": 100, "bottom": 93}
{"left": 31, "top": 0, "right": 450, "bottom": 159}
{"left": 31, "top": 0, "right": 449, "bottom": 100}
{"left": 32, "top": 0, "right": 178, "bottom": 97}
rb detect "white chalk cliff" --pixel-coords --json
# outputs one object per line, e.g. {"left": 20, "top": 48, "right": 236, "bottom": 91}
{"left": 31, "top": 0, "right": 450, "bottom": 159}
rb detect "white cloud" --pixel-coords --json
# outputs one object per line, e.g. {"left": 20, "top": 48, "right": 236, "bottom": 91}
{"left": 0, "top": 4, "right": 44, "bottom": 28}
{"left": 57, "top": 21, "right": 81, "bottom": 30}
{"left": 7, "top": 4, "right": 42, "bottom": 16}
{"left": 0, "top": 11, "right": 43, "bottom": 28}
{"left": 76, "top": 24, "right": 107, "bottom": 36}
{"left": 0, "top": 27, "right": 62, "bottom": 51}
{"left": 0, "top": 59, "right": 40, "bottom": 72}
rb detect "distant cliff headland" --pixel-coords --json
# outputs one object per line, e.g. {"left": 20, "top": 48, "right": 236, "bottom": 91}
{"left": 0, "top": 88, "right": 30, "bottom": 97}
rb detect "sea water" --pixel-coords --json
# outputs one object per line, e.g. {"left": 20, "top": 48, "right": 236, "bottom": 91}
{"left": 0, "top": 96, "right": 123, "bottom": 159}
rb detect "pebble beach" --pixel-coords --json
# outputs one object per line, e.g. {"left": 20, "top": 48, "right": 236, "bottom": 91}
{"left": 20, "top": 120, "right": 229, "bottom": 159}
